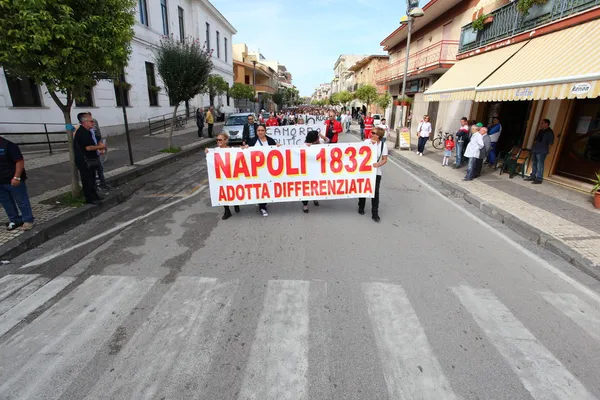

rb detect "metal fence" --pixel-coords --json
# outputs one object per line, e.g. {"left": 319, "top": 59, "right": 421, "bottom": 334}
{"left": 0, "top": 122, "right": 69, "bottom": 154}
{"left": 459, "top": 0, "right": 600, "bottom": 53}
{"left": 147, "top": 110, "right": 195, "bottom": 135}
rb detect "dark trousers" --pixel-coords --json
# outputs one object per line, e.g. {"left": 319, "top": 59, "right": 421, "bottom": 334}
{"left": 96, "top": 158, "right": 106, "bottom": 186}
{"left": 78, "top": 164, "right": 100, "bottom": 202}
{"left": 465, "top": 157, "right": 477, "bottom": 180}
{"left": 208, "top": 123, "right": 214, "bottom": 138}
{"left": 417, "top": 136, "right": 428, "bottom": 153}
{"left": 259, "top": 203, "right": 267, "bottom": 210}
{"left": 198, "top": 126, "right": 204, "bottom": 137}
{"left": 475, "top": 158, "right": 484, "bottom": 177}
{"left": 358, "top": 175, "right": 381, "bottom": 215}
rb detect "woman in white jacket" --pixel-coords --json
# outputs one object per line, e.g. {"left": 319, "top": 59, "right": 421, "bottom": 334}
{"left": 416, "top": 115, "right": 432, "bottom": 156}
{"left": 463, "top": 125, "right": 484, "bottom": 181}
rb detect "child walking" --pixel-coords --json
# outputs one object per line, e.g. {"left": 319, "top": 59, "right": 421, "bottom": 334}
{"left": 443, "top": 134, "right": 455, "bottom": 166}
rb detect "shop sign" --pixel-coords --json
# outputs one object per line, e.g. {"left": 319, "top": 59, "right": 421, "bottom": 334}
{"left": 570, "top": 82, "right": 591, "bottom": 96}
{"left": 514, "top": 87, "right": 534, "bottom": 98}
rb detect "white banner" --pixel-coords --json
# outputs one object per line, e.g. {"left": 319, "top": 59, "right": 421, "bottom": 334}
{"left": 267, "top": 124, "right": 323, "bottom": 145}
{"left": 206, "top": 143, "right": 377, "bottom": 206}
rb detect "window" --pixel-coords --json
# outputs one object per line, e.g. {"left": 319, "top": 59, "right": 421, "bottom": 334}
{"left": 114, "top": 70, "right": 130, "bottom": 107}
{"left": 245, "top": 75, "right": 250, "bottom": 85}
{"left": 75, "top": 86, "right": 94, "bottom": 107}
{"left": 178, "top": 7, "right": 184, "bottom": 41}
{"left": 206, "top": 22, "right": 210, "bottom": 50}
{"left": 145, "top": 62, "right": 158, "bottom": 106}
{"left": 216, "top": 31, "right": 220, "bottom": 58}
{"left": 224, "top": 37, "right": 228, "bottom": 62}
{"left": 138, "top": 0, "right": 148, "bottom": 26}
{"left": 160, "top": 0, "right": 169, "bottom": 34}
{"left": 4, "top": 71, "right": 42, "bottom": 107}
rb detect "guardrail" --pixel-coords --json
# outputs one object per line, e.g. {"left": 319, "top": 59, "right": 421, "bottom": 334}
{"left": 0, "top": 122, "right": 69, "bottom": 154}
{"left": 147, "top": 110, "right": 195, "bottom": 135}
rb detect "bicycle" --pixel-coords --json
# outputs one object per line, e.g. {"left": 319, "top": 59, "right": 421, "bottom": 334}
{"left": 174, "top": 115, "right": 187, "bottom": 131}
{"left": 432, "top": 130, "right": 450, "bottom": 150}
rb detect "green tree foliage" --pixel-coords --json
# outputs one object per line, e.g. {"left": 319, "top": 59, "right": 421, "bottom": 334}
{"left": 0, "top": 0, "right": 136, "bottom": 196}
{"left": 229, "top": 83, "right": 255, "bottom": 102}
{"left": 355, "top": 85, "right": 379, "bottom": 109}
{"left": 155, "top": 36, "right": 212, "bottom": 149}
{"left": 375, "top": 92, "right": 392, "bottom": 115}
{"left": 337, "top": 91, "right": 354, "bottom": 108}
{"left": 206, "top": 74, "right": 229, "bottom": 106}
{"left": 273, "top": 87, "right": 301, "bottom": 108}
{"left": 330, "top": 93, "right": 341, "bottom": 106}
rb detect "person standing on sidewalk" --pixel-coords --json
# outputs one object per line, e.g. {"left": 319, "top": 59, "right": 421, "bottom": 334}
{"left": 364, "top": 112, "right": 374, "bottom": 139}
{"left": 475, "top": 127, "right": 491, "bottom": 178}
{"left": 358, "top": 127, "right": 388, "bottom": 222}
{"left": 416, "top": 115, "right": 432, "bottom": 156}
{"left": 487, "top": 116, "right": 502, "bottom": 165}
{"left": 378, "top": 118, "right": 390, "bottom": 144}
{"left": 73, "top": 114, "right": 105, "bottom": 204}
{"left": 0, "top": 137, "right": 34, "bottom": 231}
{"left": 454, "top": 117, "right": 469, "bottom": 168}
{"left": 463, "top": 126, "right": 484, "bottom": 181}
{"left": 344, "top": 111, "right": 352, "bottom": 133}
{"left": 206, "top": 106, "right": 215, "bottom": 138}
{"left": 442, "top": 134, "right": 455, "bottom": 166}
{"left": 87, "top": 112, "right": 109, "bottom": 191}
{"left": 196, "top": 108, "right": 205, "bottom": 138}
{"left": 358, "top": 112, "right": 365, "bottom": 140}
{"left": 525, "top": 119, "right": 554, "bottom": 184}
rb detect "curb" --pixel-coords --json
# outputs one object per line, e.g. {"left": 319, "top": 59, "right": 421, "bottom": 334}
{"left": 0, "top": 139, "right": 216, "bottom": 261}
{"left": 385, "top": 146, "right": 600, "bottom": 281}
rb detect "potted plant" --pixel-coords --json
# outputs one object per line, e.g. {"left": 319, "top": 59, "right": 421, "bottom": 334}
{"left": 393, "top": 99, "right": 401, "bottom": 106}
{"left": 399, "top": 96, "right": 413, "bottom": 106}
{"left": 472, "top": 13, "right": 491, "bottom": 31}
{"left": 114, "top": 81, "right": 132, "bottom": 91}
{"left": 150, "top": 85, "right": 161, "bottom": 94}
{"left": 517, "top": 0, "right": 550, "bottom": 14}
{"left": 592, "top": 171, "right": 600, "bottom": 208}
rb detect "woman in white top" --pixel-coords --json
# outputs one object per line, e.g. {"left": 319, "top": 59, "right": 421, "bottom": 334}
{"left": 378, "top": 118, "right": 390, "bottom": 143}
{"left": 358, "top": 127, "right": 388, "bottom": 223}
{"left": 416, "top": 115, "right": 432, "bottom": 156}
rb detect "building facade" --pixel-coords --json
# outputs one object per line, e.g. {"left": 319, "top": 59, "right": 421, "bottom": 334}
{"left": 0, "top": 0, "right": 236, "bottom": 137}
{"left": 348, "top": 55, "right": 390, "bottom": 114}
{"left": 330, "top": 55, "right": 366, "bottom": 95}
{"left": 310, "top": 83, "right": 331, "bottom": 103}
{"left": 232, "top": 44, "right": 278, "bottom": 113}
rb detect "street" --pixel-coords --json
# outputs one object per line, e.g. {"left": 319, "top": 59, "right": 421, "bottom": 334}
{"left": 0, "top": 132, "right": 599, "bottom": 400}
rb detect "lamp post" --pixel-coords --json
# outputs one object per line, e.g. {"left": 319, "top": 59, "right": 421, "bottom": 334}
{"left": 394, "top": 3, "right": 425, "bottom": 150}
{"left": 252, "top": 60, "right": 257, "bottom": 115}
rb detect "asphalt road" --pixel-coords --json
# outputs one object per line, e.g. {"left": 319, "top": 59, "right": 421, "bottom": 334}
{"left": 0, "top": 132, "right": 599, "bottom": 400}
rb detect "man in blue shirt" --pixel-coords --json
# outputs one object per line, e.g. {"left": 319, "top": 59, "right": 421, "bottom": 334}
{"left": 487, "top": 116, "right": 502, "bottom": 165}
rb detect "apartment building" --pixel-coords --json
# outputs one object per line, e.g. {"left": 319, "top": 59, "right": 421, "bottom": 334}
{"left": 232, "top": 44, "right": 278, "bottom": 113}
{"left": 348, "top": 55, "right": 390, "bottom": 114}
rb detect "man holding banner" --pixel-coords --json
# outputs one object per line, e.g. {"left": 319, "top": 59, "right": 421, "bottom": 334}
{"left": 358, "top": 127, "right": 388, "bottom": 222}
{"left": 324, "top": 110, "right": 343, "bottom": 143}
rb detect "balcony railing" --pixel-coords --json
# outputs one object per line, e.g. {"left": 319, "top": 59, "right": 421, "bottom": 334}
{"left": 375, "top": 40, "right": 459, "bottom": 85}
{"left": 459, "top": 0, "right": 600, "bottom": 53}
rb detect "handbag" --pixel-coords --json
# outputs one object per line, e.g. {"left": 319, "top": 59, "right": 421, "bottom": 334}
{"left": 84, "top": 157, "right": 100, "bottom": 169}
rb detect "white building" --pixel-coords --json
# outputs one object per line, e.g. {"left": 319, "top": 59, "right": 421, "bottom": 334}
{"left": 0, "top": 0, "right": 236, "bottom": 137}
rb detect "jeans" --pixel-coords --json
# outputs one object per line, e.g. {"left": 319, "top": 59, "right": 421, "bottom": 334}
{"left": 96, "top": 157, "right": 106, "bottom": 186}
{"left": 488, "top": 142, "right": 498, "bottom": 164}
{"left": 417, "top": 136, "right": 428, "bottom": 153}
{"left": 344, "top": 121, "right": 351, "bottom": 132}
{"left": 530, "top": 152, "right": 547, "bottom": 181}
{"left": 360, "top": 128, "right": 365, "bottom": 140}
{"left": 455, "top": 141, "right": 465, "bottom": 165}
{"left": 0, "top": 182, "right": 34, "bottom": 223}
{"left": 465, "top": 157, "right": 477, "bottom": 180}
{"left": 208, "top": 123, "right": 214, "bottom": 138}
{"left": 358, "top": 175, "right": 382, "bottom": 215}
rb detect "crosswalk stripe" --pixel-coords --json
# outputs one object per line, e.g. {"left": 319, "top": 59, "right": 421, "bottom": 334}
{"left": 0, "top": 274, "right": 39, "bottom": 302}
{"left": 364, "top": 282, "right": 458, "bottom": 400}
{"left": 0, "top": 275, "right": 155, "bottom": 399}
{"left": 238, "top": 280, "right": 310, "bottom": 400}
{"left": 0, "top": 276, "right": 50, "bottom": 316}
{"left": 0, "top": 276, "right": 74, "bottom": 337}
{"left": 86, "top": 277, "right": 238, "bottom": 399}
{"left": 542, "top": 292, "right": 600, "bottom": 343}
{"left": 454, "top": 286, "right": 596, "bottom": 400}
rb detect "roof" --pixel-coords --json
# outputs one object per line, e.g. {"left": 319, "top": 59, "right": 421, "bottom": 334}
{"left": 348, "top": 55, "right": 390, "bottom": 72}
{"left": 201, "top": 0, "right": 237, "bottom": 34}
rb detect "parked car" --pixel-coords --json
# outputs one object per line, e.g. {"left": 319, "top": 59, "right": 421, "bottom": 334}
{"left": 224, "top": 113, "right": 254, "bottom": 145}
{"left": 372, "top": 113, "right": 382, "bottom": 126}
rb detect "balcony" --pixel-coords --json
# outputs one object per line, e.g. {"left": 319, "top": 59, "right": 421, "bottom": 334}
{"left": 255, "top": 84, "right": 276, "bottom": 94}
{"left": 375, "top": 40, "right": 459, "bottom": 85}
{"left": 459, "top": 0, "right": 600, "bottom": 53}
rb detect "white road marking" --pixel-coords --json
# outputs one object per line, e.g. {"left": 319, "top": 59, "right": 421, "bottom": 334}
{"left": 0, "top": 275, "right": 155, "bottom": 399}
{"left": 542, "top": 292, "right": 600, "bottom": 342}
{"left": 0, "top": 274, "right": 39, "bottom": 302}
{"left": 0, "top": 276, "right": 50, "bottom": 316}
{"left": 386, "top": 156, "right": 600, "bottom": 307}
{"left": 238, "top": 280, "right": 310, "bottom": 400}
{"left": 86, "top": 277, "right": 238, "bottom": 399}
{"left": 453, "top": 286, "right": 596, "bottom": 400}
{"left": 363, "top": 282, "right": 459, "bottom": 400}
{"left": 20, "top": 185, "right": 207, "bottom": 269}
{"left": 0, "top": 277, "right": 74, "bottom": 337}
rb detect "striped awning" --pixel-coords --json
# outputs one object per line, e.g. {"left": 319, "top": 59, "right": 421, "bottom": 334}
{"left": 475, "top": 19, "right": 600, "bottom": 102}
{"left": 423, "top": 41, "right": 528, "bottom": 102}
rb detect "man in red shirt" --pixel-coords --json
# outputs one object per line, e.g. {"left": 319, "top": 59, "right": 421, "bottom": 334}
{"left": 364, "top": 112, "right": 374, "bottom": 139}
{"left": 266, "top": 113, "right": 279, "bottom": 127}
{"left": 324, "top": 110, "right": 343, "bottom": 143}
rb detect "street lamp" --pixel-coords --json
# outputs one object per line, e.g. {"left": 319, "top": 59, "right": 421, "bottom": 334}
{"left": 252, "top": 60, "right": 257, "bottom": 115}
{"left": 394, "top": 4, "right": 425, "bottom": 149}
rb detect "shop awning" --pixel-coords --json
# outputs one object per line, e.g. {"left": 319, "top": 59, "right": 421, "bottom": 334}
{"left": 475, "top": 19, "right": 600, "bottom": 102}
{"left": 423, "top": 41, "right": 528, "bottom": 102}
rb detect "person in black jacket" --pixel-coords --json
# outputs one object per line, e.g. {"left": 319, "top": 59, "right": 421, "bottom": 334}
{"left": 73, "top": 113, "right": 105, "bottom": 204}
{"left": 525, "top": 118, "right": 555, "bottom": 184}
{"left": 242, "top": 114, "right": 259, "bottom": 145}
{"left": 245, "top": 124, "right": 278, "bottom": 216}
{"left": 196, "top": 108, "right": 205, "bottom": 138}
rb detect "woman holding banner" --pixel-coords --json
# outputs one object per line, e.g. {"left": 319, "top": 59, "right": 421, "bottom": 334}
{"left": 324, "top": 110, "right": 343, "bottom": 144}
{"left": 205, "top": 132, "right": 240, "bottom": 220}
{"left": 301, "top": 130, "right": 323, "bottom": 213}
{"left": 246, "top": 124, "right": 278, "bottom": 217}
{"left": 358, "top": 127, "right": 388, "bottom": 223}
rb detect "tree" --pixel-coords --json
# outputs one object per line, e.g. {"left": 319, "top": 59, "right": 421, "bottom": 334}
{"left": 0, "top": 0, "right": 136, "bottom": 197}
{"left": 230, "top": 83, "right": 255, "bottom": 106}
{"left": 375, "top": 92, "right": 392, "bottom": 117}
{"left": 337, "top": 91, "right": 354, "bottom": 109}
{"left": 273, "top": 89, "right": 285, "bottom": 108}
{"left": 155, "top": 36, "right": 212, "bottom": 149}
{"left": 330, "top": 93, "right": 341, "bottom": 106}
{"left": 355, "top": 85, "right": 379, "bottom": 112}
{"left": 206, "top": 74, "right": 229, "bottom": 107}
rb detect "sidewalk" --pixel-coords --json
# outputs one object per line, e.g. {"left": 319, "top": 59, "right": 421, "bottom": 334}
{"left": 0, "top": 123, "right": 221, "bottom": 253}
{"left": 370, "top": 126, "right": 600, "bottom": 279}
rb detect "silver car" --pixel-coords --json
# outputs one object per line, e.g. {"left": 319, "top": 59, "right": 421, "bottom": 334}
{"left": 223, "top": 113, "right": 255, "bottom": 145}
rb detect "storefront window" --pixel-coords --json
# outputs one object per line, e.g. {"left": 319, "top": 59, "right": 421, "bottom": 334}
{"left": 556, "top": 98, "right": 600, "bottom": 183}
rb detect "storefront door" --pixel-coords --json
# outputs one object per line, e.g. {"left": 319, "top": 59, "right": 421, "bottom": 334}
{"left": 555, "top": 98, "right": 600, "bottom": 183}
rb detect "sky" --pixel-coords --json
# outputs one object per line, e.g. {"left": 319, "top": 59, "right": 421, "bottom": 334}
{"left": 211, "top": 0, "right": 431, "bottom": 97}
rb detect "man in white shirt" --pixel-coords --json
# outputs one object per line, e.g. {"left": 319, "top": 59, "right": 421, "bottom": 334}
{"left": 358, "top": 127, "right": 388, "bottom": 222}
{"left": 463, "top": 125, "right": 484, "bottom": 181}
{"left": 344, "top": 111, "right": 352, "bottom": 132}
{"left": 378, "top": 118, "right": 390, "bottom": 143}
{"left": 416, "top": 115, "right": 432, "bottom": 156}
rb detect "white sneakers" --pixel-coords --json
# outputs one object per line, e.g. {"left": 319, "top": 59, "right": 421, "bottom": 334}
{"left": 260, "top": 209, "right": 268, "bottom": 217}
